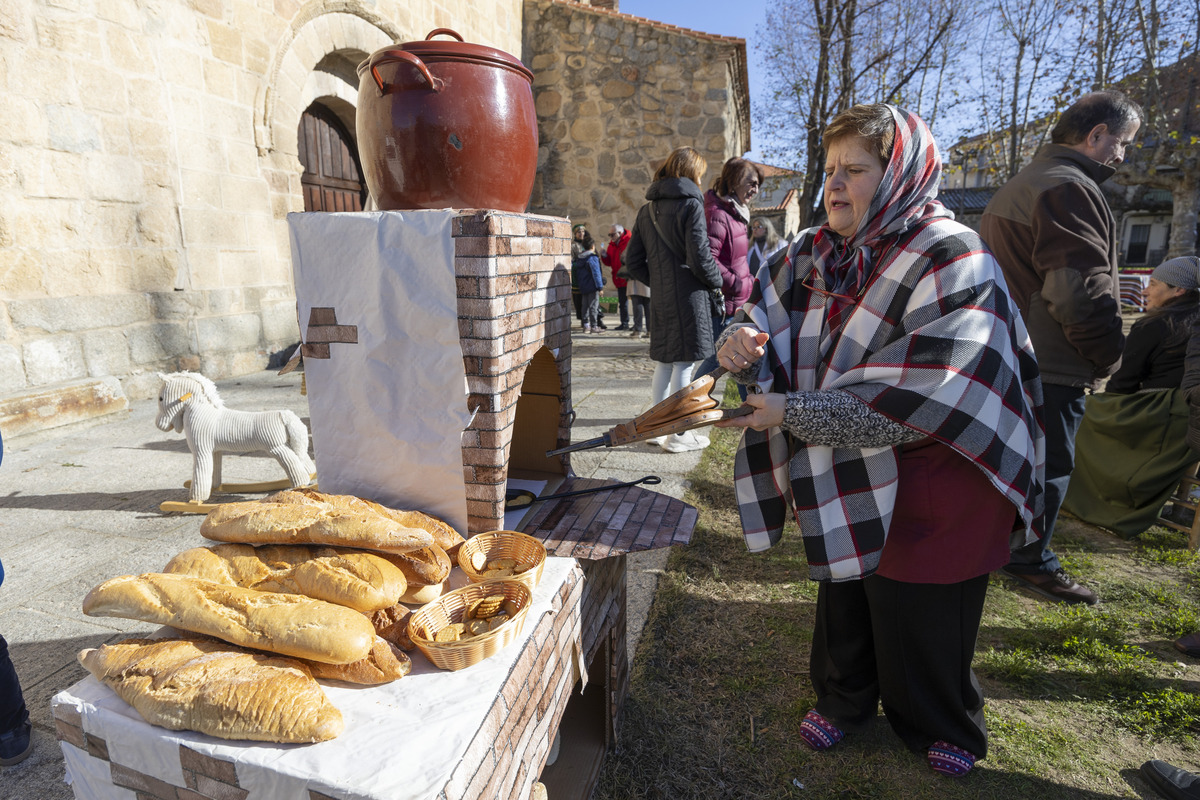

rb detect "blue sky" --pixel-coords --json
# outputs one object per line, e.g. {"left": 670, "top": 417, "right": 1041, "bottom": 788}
{"left": 619, "top": 0, "right": 769, "bottom": 158}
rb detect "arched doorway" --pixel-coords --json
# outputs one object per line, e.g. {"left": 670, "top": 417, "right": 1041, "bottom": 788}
{"left": 298, "top": 103, "right": 367, "bottom": 211}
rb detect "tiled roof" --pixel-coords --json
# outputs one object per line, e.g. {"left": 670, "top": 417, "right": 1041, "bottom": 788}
{"left": 937, "top": 187, "right": 996, "bottom": 213}
{"left": 748, "top": 159, "right": 802, "bottom": 178}
{"left": 753, "top": 187, "right": 796, "bottom": 213}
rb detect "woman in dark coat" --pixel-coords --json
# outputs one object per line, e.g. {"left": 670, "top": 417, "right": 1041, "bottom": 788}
{"left": 623, "top": 146, "right": 723, "bottom": 453}
{"left": 1063, "top": 256, "right": 1200, "bottom": 537}
{"left": 571, "top": 231, "right": 604, "bottom": 334}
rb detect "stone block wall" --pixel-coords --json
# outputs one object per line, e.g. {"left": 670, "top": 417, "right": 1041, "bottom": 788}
{"left": 522, "top": 0, "right": 750, "bottom": 234}
{"left": 0, "top": 0, "right": 523, "bottom": 426}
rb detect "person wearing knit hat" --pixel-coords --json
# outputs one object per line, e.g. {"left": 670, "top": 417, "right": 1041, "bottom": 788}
{"left": 1062, "top": 255, "right": 1200, "bottom": 537}
{"left": 1149, "top": 255, "right": 1200, "bottom": 297}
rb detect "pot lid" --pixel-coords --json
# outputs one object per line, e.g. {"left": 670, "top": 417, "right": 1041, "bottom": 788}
{"left": 369, "top": 28, "right": 533, "bottom": 81}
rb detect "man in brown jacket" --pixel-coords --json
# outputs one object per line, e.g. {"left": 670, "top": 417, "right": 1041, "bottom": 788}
{"left": 981, "top": 90, "right": 1143, "bottom": 605}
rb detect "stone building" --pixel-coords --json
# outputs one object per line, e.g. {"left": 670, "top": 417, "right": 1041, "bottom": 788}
{"left": 0, "top": 0, "right": 749, "bottom": 437}
{"left": 522, "top": 1, "right": 750, "bottom": 234}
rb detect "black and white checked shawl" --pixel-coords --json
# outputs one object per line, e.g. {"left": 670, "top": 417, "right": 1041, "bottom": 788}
{"left": 734, "top": 106, "right": 1045, "bottom": 581}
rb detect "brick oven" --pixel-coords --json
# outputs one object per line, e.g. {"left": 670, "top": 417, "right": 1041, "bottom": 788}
{"left": 449, "top": 209, "right": 576, "bottom": 533}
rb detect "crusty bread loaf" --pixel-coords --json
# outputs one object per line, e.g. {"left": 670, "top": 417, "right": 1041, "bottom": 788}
{"left": 199, "top": 489, "right": 433, "bottom": 555}
{"left": 263, "top": 488, "right": 465, "bottom": 556}
{"left": 356, "top": 497, "right": 465, "bottom": 557}
{"left": 78, "top": 637, "right": 342, "bottom": 743}
{"left": 163, "top": 544, "right": 406, "bottom": 613}
{"left": 400, "top": 581, "right": 446, "bottom": 605}
{"left": 303, "top": 636, "right": 411, "bottom": 684}
{"left": 368, "top": 604, "right": 415, "bottom": 651}
{"left": 82, "top": 573, "right": 374, "bottom": 664}
{"left": 379, "top": 544, "right": 451, "bottom": 588}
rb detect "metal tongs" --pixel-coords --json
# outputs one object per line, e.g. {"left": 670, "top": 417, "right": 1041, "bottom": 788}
{"left": 506, "top": 475, "right": 662, "bottom": 510}
{"left": 546, "top": 367, "right": 752, "bottom": 456}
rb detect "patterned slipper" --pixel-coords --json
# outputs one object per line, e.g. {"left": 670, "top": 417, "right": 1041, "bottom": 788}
{"left": 927, "top": 741, "right": 977, "bottom": 776}
{"left": 799, "top": 710, "right": 844, "bottom": 751}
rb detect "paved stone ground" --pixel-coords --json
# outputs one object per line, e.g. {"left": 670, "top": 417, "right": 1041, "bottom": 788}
{"left": 0, "top": 328, "right": 710, "bottom": 798}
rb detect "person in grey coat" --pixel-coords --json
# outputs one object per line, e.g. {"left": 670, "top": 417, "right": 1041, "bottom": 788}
{"left": 623, "top": 146, "right": 723, "bottom": 453}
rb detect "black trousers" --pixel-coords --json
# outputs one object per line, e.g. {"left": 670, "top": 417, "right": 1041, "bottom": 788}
{"left": 810, "top": 573, "right": 989, "bottom": 757}
{"left": 0, "top": 634, "right": 28, "bottom": 735}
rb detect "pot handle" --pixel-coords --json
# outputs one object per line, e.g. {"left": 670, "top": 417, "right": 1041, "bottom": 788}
{"left": 425, "top": 28, "right": 465, "bottom": 41}
{"left": 369, "top": 50, "right": 443, "bottom": 95}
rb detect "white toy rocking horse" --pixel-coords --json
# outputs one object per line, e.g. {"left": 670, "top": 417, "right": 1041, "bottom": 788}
{"left": 155, "top": 371, "right": 316, "bottom": 513}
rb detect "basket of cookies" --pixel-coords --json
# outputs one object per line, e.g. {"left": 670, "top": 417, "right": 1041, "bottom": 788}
{"left": 457, "top": 530, "right": 546, "bottom": 591}
{"left": 407, "top": 579, "right": 532, "bottom": 671}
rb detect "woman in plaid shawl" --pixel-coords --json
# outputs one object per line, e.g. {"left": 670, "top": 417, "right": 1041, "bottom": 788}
{"left": 715, "top": 104, "right": 1045, "bottom": 777}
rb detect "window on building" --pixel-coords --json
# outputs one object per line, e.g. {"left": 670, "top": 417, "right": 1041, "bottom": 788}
{"left": 1126, "top": 224, "right": 1151, "bottom": 264}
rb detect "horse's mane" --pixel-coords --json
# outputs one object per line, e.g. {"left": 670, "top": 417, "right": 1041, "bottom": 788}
{"left": 163, "top": 371, "right": 225, "bottom": 408}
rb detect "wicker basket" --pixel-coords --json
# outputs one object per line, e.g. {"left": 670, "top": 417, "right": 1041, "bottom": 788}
{"left": 457, "top": 530, "right": 547, "bottom": 591}
{"left": 407, "top": 579, "right": 532, "bottom": 671}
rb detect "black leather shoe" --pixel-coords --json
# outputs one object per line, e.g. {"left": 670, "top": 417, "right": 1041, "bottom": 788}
{"left": 999, "top": 567, "right": 1099, "bottom": 605}
{"left": 1141, "top": 760, "right": 1200, "bottom": 799}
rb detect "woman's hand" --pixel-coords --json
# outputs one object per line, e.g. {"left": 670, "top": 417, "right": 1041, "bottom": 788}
{"left": 718, "top": 327, "right": 770, "bottom": 373}
{"left": 714, "top": 392, "right": 785, "bottom": 431}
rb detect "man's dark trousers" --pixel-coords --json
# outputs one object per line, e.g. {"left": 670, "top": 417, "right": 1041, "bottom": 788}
{"left": 1006, "top": 383, "right": 1086, "bottom": 575}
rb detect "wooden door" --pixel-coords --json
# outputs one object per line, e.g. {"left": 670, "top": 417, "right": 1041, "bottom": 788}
{"left": 298, "top": 105, "right": 367, "bottom": 212}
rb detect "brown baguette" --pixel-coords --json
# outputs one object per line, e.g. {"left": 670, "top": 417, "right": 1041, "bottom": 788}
{"left": 163, "top": 544, "right": 406, "bottom": 613}
{"left": 368, "top": 604, "right": 415, "bottom": 650}
{"left": 303, "top": 636, "right": 411, "bottom": 684}
{"left": 378, "top": 544, "right": 451, "bottom": 588}
{"left": 82, "top": 573, "right": 374, "bottom": 664}
{"left": 199, "top": 489, "right": 433, "bottom": 555}
{"left": 78, "top": 637, "right": 342, "bottom": 743}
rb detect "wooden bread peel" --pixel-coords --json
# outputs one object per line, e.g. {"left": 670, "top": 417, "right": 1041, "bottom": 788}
{"left": 546, "top": 367, "right": 751, "bottom": 456}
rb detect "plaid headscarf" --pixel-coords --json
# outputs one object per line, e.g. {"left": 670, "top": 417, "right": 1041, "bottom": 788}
{"left": 734, "top": 105, "right": 1045, "bottom": 581}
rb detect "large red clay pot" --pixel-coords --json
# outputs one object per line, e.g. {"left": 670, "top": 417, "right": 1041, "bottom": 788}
{"left": 356, "top": 29, "right": 538, "bottom": 213}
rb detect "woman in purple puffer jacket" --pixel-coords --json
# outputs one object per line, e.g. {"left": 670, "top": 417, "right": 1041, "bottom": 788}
{"left": 699, "top": 157, "right": 764, "bottom": 391}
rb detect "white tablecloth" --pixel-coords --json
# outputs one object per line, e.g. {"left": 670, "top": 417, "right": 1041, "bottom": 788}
{"left": 54, "top": 557, "right": 581, "bottom": 800}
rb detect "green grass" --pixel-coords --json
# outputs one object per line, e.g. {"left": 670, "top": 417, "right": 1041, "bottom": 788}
{"left": 593, "top": 385, "right": 1200, "bottom": 799}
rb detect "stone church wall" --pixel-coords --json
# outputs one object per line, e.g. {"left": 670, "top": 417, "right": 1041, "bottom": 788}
{"left": 0, "top": 0, "right": 522, "bottom": 433}
{"left": 522, "top": 0, "right": 749, "bottom": 237}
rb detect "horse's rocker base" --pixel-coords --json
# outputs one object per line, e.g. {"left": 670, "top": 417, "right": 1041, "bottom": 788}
{"left": 155, "top": 371, "right": 317, "bottom": 505}
{"left": 159, "top": 500, "right": 221, "bottom": 515}
{"left": 182, "top": 475, "right": 317, "bottom": 495}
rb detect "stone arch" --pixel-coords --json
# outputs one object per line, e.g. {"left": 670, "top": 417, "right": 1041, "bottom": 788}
{"left": 255, "top": 6, "right": 404, "bottom": 163}
{"left": 302, "top": 53, "right": 363, "bottom": 145}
